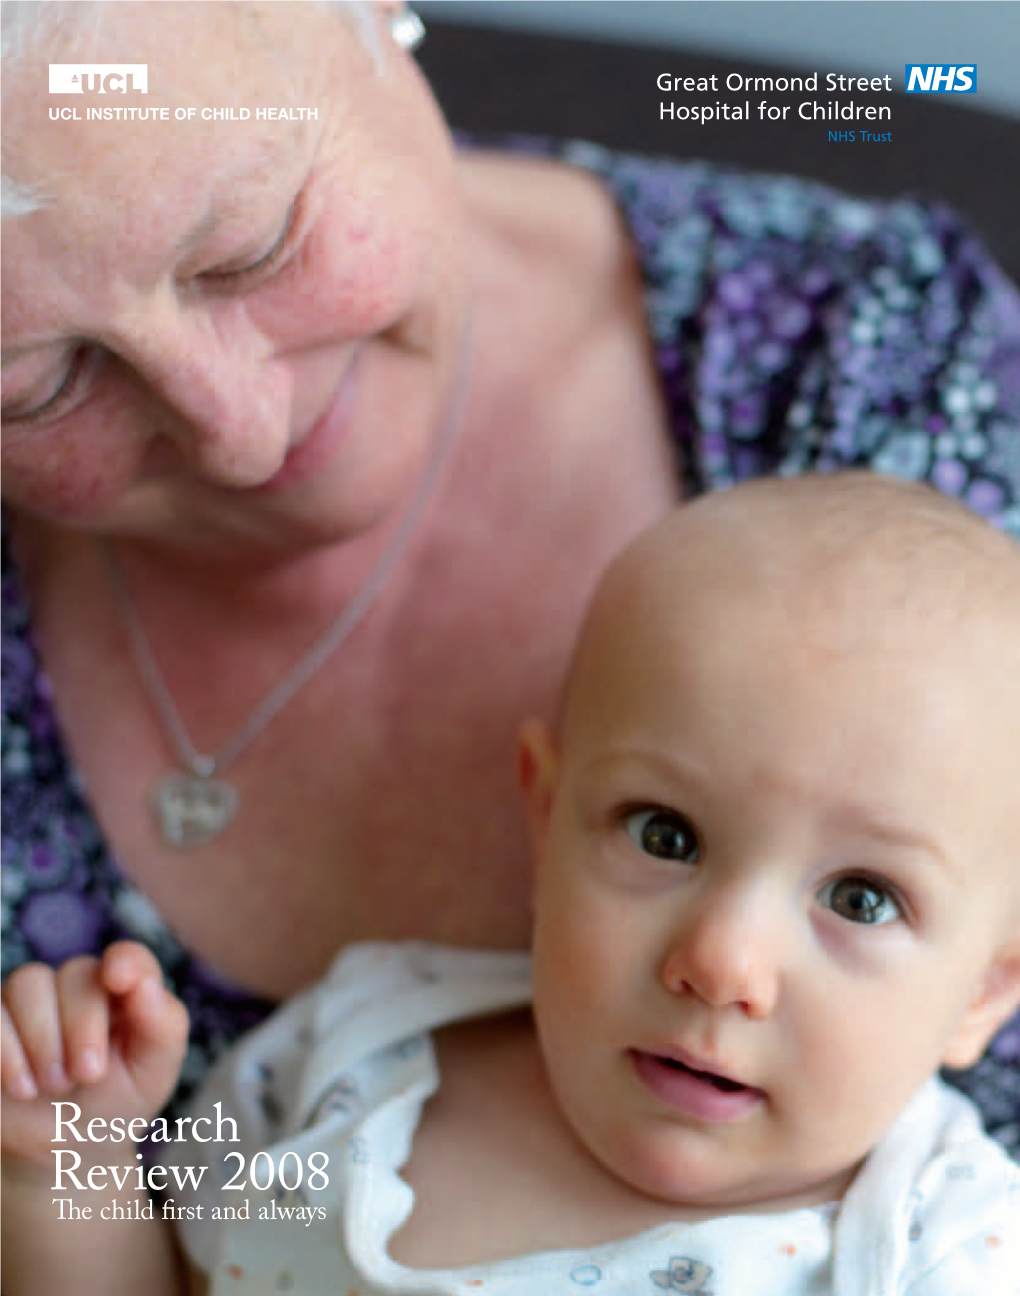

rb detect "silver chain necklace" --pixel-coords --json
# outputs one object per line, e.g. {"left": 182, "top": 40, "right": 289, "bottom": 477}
{"left": 103, "top": 345, "right": 469, "bottom": 851}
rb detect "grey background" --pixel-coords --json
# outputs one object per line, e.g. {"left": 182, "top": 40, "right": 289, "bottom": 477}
{"left": 417, "top": 1, "right": 1020, "bottom": 119}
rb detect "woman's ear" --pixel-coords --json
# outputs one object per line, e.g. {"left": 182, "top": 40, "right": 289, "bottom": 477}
{"left": 941, "top": 935, "right": 1020, "bottom": 1070}
{"left": 516, "top": 719, "right": 560, "bottom": 860}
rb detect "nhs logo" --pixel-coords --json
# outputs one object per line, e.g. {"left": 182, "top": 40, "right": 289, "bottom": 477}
{"left": 905, "top": 65, "right": 976, "bottom": 93}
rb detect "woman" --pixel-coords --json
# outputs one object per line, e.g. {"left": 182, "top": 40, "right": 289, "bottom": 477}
{"left": 2, "top": 0, "right": 1018, "bottom": 1152}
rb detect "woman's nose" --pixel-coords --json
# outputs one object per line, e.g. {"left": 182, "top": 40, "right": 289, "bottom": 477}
{"left": 122, "top": 312, "right": 292, "bottom": 487}
{"left": 660, "top": 888, "right": 781, "bottom": 1020}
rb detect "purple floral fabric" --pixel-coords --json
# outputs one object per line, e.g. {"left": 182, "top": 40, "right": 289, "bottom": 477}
{"left": 1, "top": 538, "right": 273, "bottom": 1109}
{"left": 3, "top": 141, "right": 1019, "bottom": 1146}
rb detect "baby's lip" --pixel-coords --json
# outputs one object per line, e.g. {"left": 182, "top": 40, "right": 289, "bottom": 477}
{"left": 630, "top": 1046, "right": 766, "bottom": 1122}
{"left": 646, "top": 1043, "right": 760, "bottom": 1095}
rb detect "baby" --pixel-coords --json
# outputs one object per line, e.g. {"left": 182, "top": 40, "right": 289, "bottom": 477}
{"left": 4, "top": 473, "right": 1020, "bottom": 1294}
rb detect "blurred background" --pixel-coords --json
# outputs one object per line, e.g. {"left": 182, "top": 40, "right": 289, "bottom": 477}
{"left": 418, "top": 2, "right": 1020, "bottom": 119}
{"left": 415, "top": 1, "right": 1020, "bottom": 280}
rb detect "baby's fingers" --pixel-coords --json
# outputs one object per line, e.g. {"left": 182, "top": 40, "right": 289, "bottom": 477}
{"left": 102, "top": 940, "right": 188, "bottom": 1066}
{"left": 1, "top": 1002, "right": 39, "bottom": 1099}
{"left": 100, "top": 940, "right": 165, "bottom": 998}
{"left": 55, "top": 956, "right": 114, "bottom": 1085}
{"left": 102, "top": 943, "right": 189, "bottom": 1102}
{"left": 1, "top": 961, "right": 80, "bottom": 1096}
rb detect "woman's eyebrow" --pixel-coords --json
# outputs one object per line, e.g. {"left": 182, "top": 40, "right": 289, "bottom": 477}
{"left": 170, "top": 209, "right": 226, "bottom": 259}
{"left": 1, "top": 136, "right": 309, "bottom": 370}
{"left": 2, "top": 346, "right": 36, "bottom": 366}
{"left": 1, "top": 335, "right": 65, "bottom": 368}
{"left": 169, "top": 132, "right": 307, "bottom": 260}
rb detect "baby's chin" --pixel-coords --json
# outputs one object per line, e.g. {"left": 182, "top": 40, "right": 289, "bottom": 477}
{"left": 591, "top": 1132, "right": 864, "bottom": 1220}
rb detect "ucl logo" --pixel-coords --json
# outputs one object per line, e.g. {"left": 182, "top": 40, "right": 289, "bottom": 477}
{"left": 49, "top": 64, "right": 148, "bottom": 94}
{"left": 904, "top": 65, "right": 976, "bottom": 93}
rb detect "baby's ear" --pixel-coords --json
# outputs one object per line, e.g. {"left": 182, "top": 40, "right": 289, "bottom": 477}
{"left": 941, "top": 933, "right": 1020, "bottom": 1070}
{"left": 516, "top": 720, "right": 560, "bottom": 859}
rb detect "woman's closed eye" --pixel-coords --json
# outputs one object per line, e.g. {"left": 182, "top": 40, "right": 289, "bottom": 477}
{"left": 624, "top": 808, "right": 701, "bottom": 864}
{"left": 1, "top": 198, "right": 306, "bottom": 429}
{"left": 2, "top": 345, "right": 101, "bottom": 428}
{"left": 818, "top": 875, "right": 902, "bottom": 926}
{"left": 198, "top": 198, "right": 300, "bottom": 289}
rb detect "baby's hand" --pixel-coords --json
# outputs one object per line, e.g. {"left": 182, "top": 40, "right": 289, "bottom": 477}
{"left": 1, "top": 942, "right": 189, "bottom": 1177}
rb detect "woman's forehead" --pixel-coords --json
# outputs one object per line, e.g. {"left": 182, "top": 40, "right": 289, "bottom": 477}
{"left": 2, "top": 41, "right": 329, "bottom": 363}
{"left": 9, "top": 3, "right": 343, "bottom": 104}
{"left": 0, "top": 113, "right": 312, "bottom": 365}
{"left": 1, "top": 2, "right": 342, "bottom": 266}
{"left": 8, "top": 1, "right": 332, "bottom": 68}
{"left": 2, "top": 1, "right": 346, "bottom": 172}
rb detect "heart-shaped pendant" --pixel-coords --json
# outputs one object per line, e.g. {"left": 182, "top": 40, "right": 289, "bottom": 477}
{"left": 153, "top": 772, "right": 239, "bottom": 850}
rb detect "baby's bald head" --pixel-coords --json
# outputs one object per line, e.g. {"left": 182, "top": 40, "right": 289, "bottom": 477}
{"left": 588, "top": 472, "right": 1020, "bottom": 656}
{"left": 560, "top": 474, "right": 1020, "bottom": 922}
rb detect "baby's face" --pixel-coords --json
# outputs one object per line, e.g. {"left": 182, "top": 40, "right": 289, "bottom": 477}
{"left": 523, "top": 518, "right": 1020, "bottom": 1211}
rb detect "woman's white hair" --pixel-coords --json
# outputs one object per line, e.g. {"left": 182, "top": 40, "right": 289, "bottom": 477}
{"left": 0, "top": 0, "right": 378, "bottom": 218}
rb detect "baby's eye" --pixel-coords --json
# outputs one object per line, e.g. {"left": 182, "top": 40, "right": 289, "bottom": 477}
{"left": 624, "top": 809, "right": 700, "bottom": 863}
{"left": 819, "top": 876, "right": 900, "bottom": 926}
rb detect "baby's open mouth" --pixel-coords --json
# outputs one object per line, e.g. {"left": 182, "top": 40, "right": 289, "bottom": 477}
{"left": 656, "top": 1055, "right": 748, "bottom": 1093}
{"left": 630, "top": 1049, "right": 764, "bottom": 1121}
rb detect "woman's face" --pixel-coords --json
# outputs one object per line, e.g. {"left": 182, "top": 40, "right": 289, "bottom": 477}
{"left": 1, "top": 2, "right": 469, "bottom": 556}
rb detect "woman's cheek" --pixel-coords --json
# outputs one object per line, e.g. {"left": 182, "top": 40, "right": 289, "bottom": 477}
{"left": 1, "top": 419, "right": 144, "bottom": 525}
{"left": 262, "top": 176, "right": 427, "bottom": 347}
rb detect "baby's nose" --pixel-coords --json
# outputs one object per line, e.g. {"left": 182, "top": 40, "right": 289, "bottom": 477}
{"left": 660, "top": 890, "right": 781, "bottom": 1020}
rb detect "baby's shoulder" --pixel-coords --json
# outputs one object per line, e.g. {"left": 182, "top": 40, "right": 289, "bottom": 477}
{"left": 905, "top": 1121, "right": 1019, "bottom": 1275}
{"left": 845, "top": 1080, "right": 1020, "bottom": 1291}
